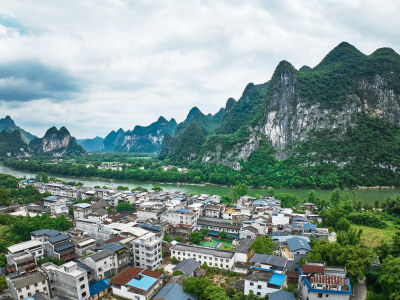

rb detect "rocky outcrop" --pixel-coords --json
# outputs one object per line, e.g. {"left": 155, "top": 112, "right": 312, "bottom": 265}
{"left": 117, "top": 117, "right": 177, "bottom": 153}
{"left": 30, "top": 126, "right": 87, "bottom": 157}
{"left": 0, "top": 130, "right": 32, "bottom": 158}
{"left": 200, "top": 42, "right": 400, "bottom": 168}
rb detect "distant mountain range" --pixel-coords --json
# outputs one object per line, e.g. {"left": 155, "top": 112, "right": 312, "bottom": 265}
{"left": 2, "top": 41, "right": 400, "bottom": 186}
{"left": 0, "top": 117, "right": 87, "bottom": 157}
{"left": 0, "top": 116, "right": 37, "bottom": 144}
{"left": 76, "top": 116, "right": 177, "bottom": 153}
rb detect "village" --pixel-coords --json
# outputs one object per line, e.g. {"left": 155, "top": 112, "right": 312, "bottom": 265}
{"left": 0, "top": 179, "right": 353, "bottom": 300}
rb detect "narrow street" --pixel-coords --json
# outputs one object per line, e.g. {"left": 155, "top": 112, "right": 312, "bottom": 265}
{"left": 352, "top": 277, "right": 367, "bottom": 300}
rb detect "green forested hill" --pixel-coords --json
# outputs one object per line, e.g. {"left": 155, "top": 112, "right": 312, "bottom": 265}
{"left": 160, "top": 42, "right": 400, "bottom": 188}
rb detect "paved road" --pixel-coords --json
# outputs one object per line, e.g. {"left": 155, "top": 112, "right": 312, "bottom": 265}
{"left": 352, "top": 277, "right": 367, "bottom": 300}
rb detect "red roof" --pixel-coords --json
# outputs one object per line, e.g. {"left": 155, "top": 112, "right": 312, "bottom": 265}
{"left": 302, "top": 264, "right": 325, "bottom": 274}
{"left": 105, "top": 236, "right": 124, "bottom": 244}
{"left": 141, "top": 269, "right": 162, "bottom": 279}
{"left": 110, "top": 267, "right": 144, "bottom": 285}
{"left": 109, "top": 267, "right": 162, "bottom": 286}
{"left": 313, "top": 274, "right": 345, "bottom": 286}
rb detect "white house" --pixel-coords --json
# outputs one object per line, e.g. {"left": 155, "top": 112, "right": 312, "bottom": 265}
{"left": 244, "top": 267, "right": 285, "bottom": 298}
{"left": 42, "top": 261, "right": 90, "bottom": 300}
{"left": 298, "top": 262, "right": 352, "bottom": 300}
{"left": 109, "top": 267, "right": 163, "bottom": 300}
{"left": 83, "top": 249, "right": 118, "bottom": 280}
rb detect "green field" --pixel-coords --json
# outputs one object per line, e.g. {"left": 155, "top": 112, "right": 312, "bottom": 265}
{"left": 200, "top": 238, "right": 233, "bottom": 250}
{"left": 353, "top": 221, "right": 398, "bottom": 248}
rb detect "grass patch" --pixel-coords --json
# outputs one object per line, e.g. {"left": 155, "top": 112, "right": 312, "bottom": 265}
{"left": 352, "top": 220, "right": 398, "bottom": 248}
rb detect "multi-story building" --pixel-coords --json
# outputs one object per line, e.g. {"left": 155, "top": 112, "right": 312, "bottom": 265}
{"left": 129, "top": 231, "right": 162, "bottom": 270}
{"left": 109, "top": 267, "right": 163, "bottom": 300}
{"left": 83, "top": 249, "right": 117, "bottom": 280}
{"left": 76, "top": 218, "right": 114, "bottom": 240}
{"left": 161, "top": 208, "right": 197, "bottom": 240}
{"left": 42, "top": 261, "right": 90, "bottom": 300}
{"left": 6, "top": 251, "right": 36, "bottom": 275}
{"left": 171, "top": 244, "right": 235, "bottom": 270}
{"left": 244, "top": 267, "right": 285, "bottom": 297}
{"left": 197, "top": 216, "right": 242, "bottom": 238}
{"left": 44, "top": 233, "right": 76, "bottom": 262}
{"left": 96, "top": 242, "right": 130, "bottom": 273}
{"left": 203, "top": 203, "right": 221, "bottom": 218}
{"left": 7, "top": 270, "right": 50, "bottom": 300}
{"left": 298, "top": 262, "right": 352, "bottom": 300}
{"left": 7, "top": 240, "right": 45, "bottom": 261}
{"left": 74, "top": 203, "right": 93, "bottom": 219}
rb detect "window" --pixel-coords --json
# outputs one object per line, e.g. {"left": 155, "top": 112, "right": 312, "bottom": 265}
{"left": 28, "top": 293, "right": 31, "bottom": 297}
{"left": 34, "top": 283, "right": 38, "bottom": 287}
{"left": 258, "top": 285, "right": 261, "bottom": 289}
{"left": 81, "top": 284, "right": 85, "bottom": 289}
{"left": 318, "top": 293, "right": 323, "bottom": 298}
{"left": 79, "top": 277, "right": 85, "bottom": 282}
{"left": 82, "top": 292, "right": 87, "bottom": 297}
{"left": 20, "top": 296, "right": 23, "bottom": 300}
{"left": 43, "top": 287, "right": 47, "bottom": 291}
{"left": 250, "top": 282, "right": 254, "bottom": 286}
{"left": 257, "top": 292, "right": 261, "bottom": 296}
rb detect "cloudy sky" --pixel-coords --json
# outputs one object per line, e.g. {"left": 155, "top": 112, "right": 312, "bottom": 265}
{"left": 0, "top": 0, "right": 399, "bottom": 139}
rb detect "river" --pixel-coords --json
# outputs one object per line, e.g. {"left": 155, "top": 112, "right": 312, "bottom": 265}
{"left": 1, "top": 164, "right": 399, "bottom": 204}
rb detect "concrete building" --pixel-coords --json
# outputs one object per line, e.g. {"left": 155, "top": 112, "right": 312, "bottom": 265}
{"left": 7, "top": 270, "right": 50, "bottom": 300}
{"left": 171, "top": 244, "right": 235, "bottom": 269}
{"left": 76, "top": 219, "right": 114, "bottom": 240}
{"left": 83, "top": 249, "right": 118, "bottom": 281}
{"left": 74, "top": 203, "right": 93, "bottom": 219}
{"left": 244, "top": 267, "right": 285, "bottom": 298}
{"left": 197, "top": 217, "right": 241, "bottom": 238}
{"left": 42, "top": 261, "right": 90, "bottom": 300}
{"left": 96, "top": 242, "right": 130, "bottom": 273}
{"left": 298, "top": 262, "right": 352, "bottom": 300}
{"left": 203, "top": 203, "right": 221, "bottom": 218}
{"left": 109, "top": 267, "right": 163, "bottom": 300}
{"left": 250, "top": 254, "right": 288, "bottom": 274}
{"left": 44, "top": 233, "right": 76, "bottom": 262}
{"left": 31, "top": 229, "right": 60, "bottom": 242}
{"left": 6, "top": 251, "right": 36, "bottom": 275}
{"left": 7, "top": 240, "right": 45, "bottom": 261}
{"left": 129, "top": 231, "right": 162, "bottom": 270}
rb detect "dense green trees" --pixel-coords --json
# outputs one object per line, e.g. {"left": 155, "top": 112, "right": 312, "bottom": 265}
{"left": 190, "top": 232, "right": 203, "bottom": 244}
{"left": 116, "top": 202, "right": 133, "bottom": 213}
{"left": 377, "top": 256, "right": 400, "bottom": 297}
{"left": 249, "top": 236, "right": 275, "bottom": 255}
{"left": 307, "top": 239, "right": 375, "bottom": 284}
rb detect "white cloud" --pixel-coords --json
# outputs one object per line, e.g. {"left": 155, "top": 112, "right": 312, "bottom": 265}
{"left": 0, "top": 0, "right": 399, "bottom": 138}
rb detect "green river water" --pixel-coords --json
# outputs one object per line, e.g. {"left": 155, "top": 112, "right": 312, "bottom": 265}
{"left": 1, "top": 164, "right": 399, "bottom": 204}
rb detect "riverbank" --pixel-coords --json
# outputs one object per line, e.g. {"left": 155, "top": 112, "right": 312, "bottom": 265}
{"left": 1, "top": 163, "right": 400, "bottom": 204}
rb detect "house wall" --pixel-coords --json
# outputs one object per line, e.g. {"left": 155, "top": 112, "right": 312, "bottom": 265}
{"left": 298, "top": 278, "right": 350, "bottom": 300}
{"left": 171, "top": 249, "right": 234, "bottom": 269}
{"left": 244, "top": 279, "right": 280, "bottom": 298}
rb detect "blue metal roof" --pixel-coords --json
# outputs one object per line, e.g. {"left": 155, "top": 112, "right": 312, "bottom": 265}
{"left": 172, "top": 197, "right": 185, "bottom": 201}
{"left": 139, "top": 224, "right": 163, "bottom": 232}
{"left": 98, "top": 242, "right": 124, "bottom": 252}
{"left": 54, "top": 241, "right": 75, "bottom": 252}
{"left": 303, "top": 223, "right": 317, "bottom": 230}
{"left": 287, "top": 237, "right": 311, "bottom": 252}
{"left": 127, "top": 274, "right": 157, "bottom": 291}
{"left": 269, "top": 273, "right": 285, "bottom": 286}
{"left": 89, "top": 279, "right": 110, "bottom": 297}
{"left": 154, "top": 283, "right": 197, "bottom": 300}
{"left": 48, "top": 234, "right": 69, "bottom": 244}
{"left": 175, "top": 208, "right": 189, "bottom": 213}
{"left": 253, "top": 200, "right": 265, "bottom": 205}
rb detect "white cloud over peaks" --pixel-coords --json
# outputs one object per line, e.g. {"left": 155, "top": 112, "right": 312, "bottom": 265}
{"left": 0, "top": 0, "right": 398, "bottom": 138}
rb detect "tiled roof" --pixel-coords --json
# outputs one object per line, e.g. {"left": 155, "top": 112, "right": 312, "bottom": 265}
{"left": 54, "top": 241, "right": 75, "bottom": 252}
{"left": 89, "top": 249, "right": 115, "bottom": 262}
{"left": 153, "top": 283, "right": 198, "bottom": 300}
{"left": 110, "top": 267, "right": 143, "bottom": 285}
{"left": 97, "top": 242, "right": 125, "bottom": 252}
{"left": 287, "top": 237, "right": 311, "bottom": 252}
{"left": 48, "top": 234, "right": 69, "bottom": 244}
{"left": 105, "top": 236, "right": 125, "bottom": 244}
{"left": 171, "top": 244, "right": 234, "bottom": 259}
{"left": 31, "top": 229, "right": 60, "bottom": 237}
{"left": 250, "top": 254, "right": 287, "bottom": 268}
{"left": 141, "top": 269, "right": 163, "bottom": 279}
{"left": 234, "top": 238, "right": 254, "bottom": 254}
{"left": 172, "top": 258, "right": 200, "bottom": 276}
{"left": 302, "top": 264, "right": 325, "bottom": 274}
{"left": 269, "top": 290, "right": 296, "bottom": 300}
